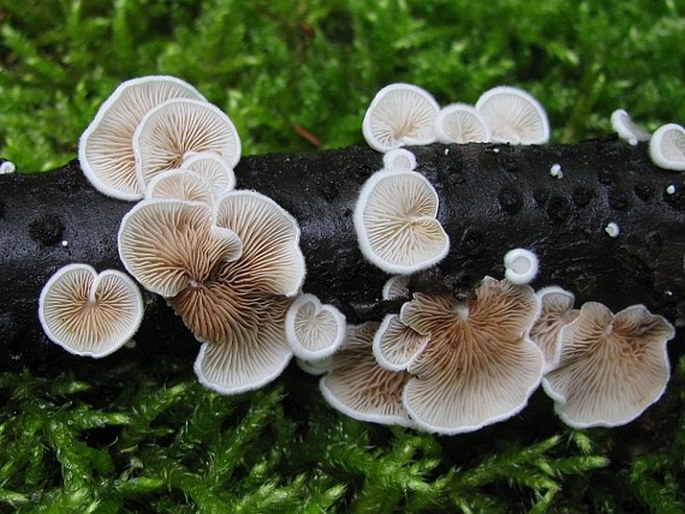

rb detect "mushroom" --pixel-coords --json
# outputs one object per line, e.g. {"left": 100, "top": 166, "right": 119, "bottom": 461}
{"left": 503, "top": 248, "right": 539, "bottom": 284}
{"left": 296, "top": 356, "right": 334, "bottom": 376}
{"left": 362, "top": 83, "right": 440, "bottom": 152}
{"left": 399, "top": 277, "right": 543, "bottom": 434}
{"left": 182, "top": 151, "right": 237, "bottom": 195}
{"left": 0, "top": 160, "right": 16, "bottom": 174}
{"left": 118, "top": 199, "right": 243, "bottom": 297}
{"left": 610, "top": 109, "right": 650, "bottom": 146}
{"left": 542, "top": 302, "right": 675, "bottom": 428}
{"left": 529, "top": 286, "right": 579, "bottom": 372}
{"left": 382, "top": 274, "right": 410, "bottom": 301}
{"left": 372, "top": 314, "right": 430, "bottom": 371}
{"left": 354, "top": 169, "right": 449, "bottom": 274}
{"left": 133, "top": 98, "right": 241, "bottom": 191}
{"left": 434, "top": 103, "right": 491, "bottom": 144}
{"left": 145, "top": 169, "right": 214, "bottom": 204}
{"left": 38, "top": 263, "right": 143, "bottom": 357}
{"left": 382, "top": 148, "right": 417, "bottom": 171}
{"left": 320, "top": 322, "right": 414, "bottom": 427}
{"left": 78, "top": 75, "right": 206, "bottom": 200}
{"left": 649, "top": 123, "right": 685, "bottom": 171}
{"left": 475, "top": 86, "right": 550, "bottom": 145}
{"left": 285, "top": 293, "right": 346, "bottom": 360}
{"left": 168, "top": 190, "right": 306, "bottom": 394}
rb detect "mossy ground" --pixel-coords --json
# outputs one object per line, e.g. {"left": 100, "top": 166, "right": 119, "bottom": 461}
{"left": 1, "top": 1, "right": 684, "bottom": 512}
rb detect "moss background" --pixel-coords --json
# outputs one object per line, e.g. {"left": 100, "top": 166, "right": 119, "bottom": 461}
{"left": 1, "top": 0, "right": 684, "bottom": 512}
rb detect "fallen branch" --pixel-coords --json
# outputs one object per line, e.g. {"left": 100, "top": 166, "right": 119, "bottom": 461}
{"left": 1, "top": 139, "right": 683, "bottom": 369}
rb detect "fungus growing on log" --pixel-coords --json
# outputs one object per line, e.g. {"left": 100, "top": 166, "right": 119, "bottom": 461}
{"left": 181, "top": 151, "right": 237, "bottom": 195}
{"left": 529, "top": 286, "right": 579, "bottom": 372}
{"left": 649, "top": 123, "right": 685, "bottom": 171}
{"left": 285, "top": 293, "right": 346, "bottom": 360}
{"left": 435, "top": 103, "right": 490, "bottom": 144}
{"left": 610, "top": 109, "right": 650, "bottom": 146}
{"left": 145, "top": 169, "right": 214, "bottom": 204}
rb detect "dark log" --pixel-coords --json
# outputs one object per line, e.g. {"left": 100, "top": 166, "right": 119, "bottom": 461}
{"left": 1, "top": 138, "right": 684, "bottom": 370}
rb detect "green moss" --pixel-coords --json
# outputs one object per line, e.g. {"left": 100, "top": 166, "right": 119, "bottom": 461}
{"left": 1, "top": 1, "right": 684, "bottom": 511}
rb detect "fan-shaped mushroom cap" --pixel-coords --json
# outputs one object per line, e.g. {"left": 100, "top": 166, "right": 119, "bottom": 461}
{"left": 38, "top": 264, "right": 143, "bottom": 358}
{"left": 399, "top": 277, "right": 543, "bottom": 434}
{"left": 362, "top": 83, "right": 440, "bottom": 152}
{"left": 649, "top": 123, "right": 685, "bottom": 171}
{"left": 529, "top": 286, "right": 579, "bottom": 372}
{"left": 285, "top": 293, "right": 346, "bottom": 360}
{"left": 145, "top": 169, "right": 214, "bottom": 204}
{"left": 476, "top": 86, "right": 550, "bottom": 145}
{"left": 79, "top": 75, "right": 206, "bottom": 201}
{"left": 435, "top": 103, "right": 491, "bottom": 144}
{"left": 118, "top": 199, "right": 242, "bottom": 297}
{"left": 133, "top": 98, "right": 241, "bottom": 191}
{"left": 382, "top": 274, "right": 410, "bottom": 301}
{"left": 610, "top": 109, "right": 650, "bottom": 146}
{"left": 296, "top": 356, "right": 334, "bottom": 376}
{"left": 542, "top": 302, "right": 675, "bottom": 428}
{"left": 372, "top": 314, "right": 430, "bottom": 371}
{"left": 382, "top": 148, "right": 417, "bottom": 171}
{"left": 320, "top": 323, "right": 414, "bottom": 427}
{"left": 166, "top": 190, "right": 305, "bottom": 394}
{"left": 354, "top": 170, "right": 449, "bottom": 274}
{"left": 182, "top": 151, "right": 237, "bottom": 195}
{"left": 503, "top": 248, "right": 539, "bottom": 284}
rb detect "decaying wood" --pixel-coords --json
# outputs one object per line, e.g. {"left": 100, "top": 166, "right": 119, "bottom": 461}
{"left": 1, "top": 138, "right": 683, "bottom": 370}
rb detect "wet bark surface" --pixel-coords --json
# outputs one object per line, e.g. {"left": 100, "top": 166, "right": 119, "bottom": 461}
{"left": 1, "top": 138, "right": 684, "bottom": 369}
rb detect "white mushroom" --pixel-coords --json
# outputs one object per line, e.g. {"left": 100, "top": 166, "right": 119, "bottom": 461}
{"left": 434, "top": 103, "right": 491, "bottom": 144}
{"left": 320, "top": 323, "right": 414, "bottom": 427}
{"left": 382, "top": 148, "right": 417, "bottom": 171}
{"left": 285, "top": 293, "right": 346, "bottom": 360}
{"left": 372, "top": 314, "right": 430, "bottom": 371}
{"left": 362, "top": 83, "right": 440, "bottom": 152}
{"left": 503, "top": 248, "right": 539, "bottom": 284}
{"left": 0, "top": 160, "right": 16, "bottom": 174}
{"left": 79, "top": 75, "right": 206, "bottom": 200}
{"left": 133, "top": 98, "right": 241, "bottom": 191}
{"left": 529, "top": 286, "right": 578, "bottom": 372}
{"left": 38, "top": 264, "right": 143, "bottom": 357}
{"left": 354, "top": 170, "right": 449, "bottom": 274}
{"left": 476, "top": 86, "right": 550, "bottom": 145}
{"left": 399, "top": 277, "right": 543, "bottom": 434}
{"left": 381, "top": 275, "right": 410, "bottom": 301}
{"left": 610, "top": 109, "right": 650, "bottom": 146}
{"left": 649, "top": 123, "right": 685, "bottom": 171}
{"left": 182, "top": 151, "right": 237, "bottom": 195}
{"left": 542, "top": 302, "right": 675, "bottom": 428}
{"left": 145, "top": 169, "right": 214, "bottom": 204}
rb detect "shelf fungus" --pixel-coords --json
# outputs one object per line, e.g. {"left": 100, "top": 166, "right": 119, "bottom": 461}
{"left": 434, "top": 103, "right": 491, "bottom": 144}
{"left": 529, "top": 286, "right": 579, "bottom": 372}
{"left": 475, "top": 86, "right": 550, "bottom": 145}
{"left": 181, "top": 151, "right": 237, "bottom": 195}
{"left": 354, "top": 169, "right": 449, "bottom": 274}
{"left": 38, "top": 264, "right": 144, "bottom": 358}
{"left": 320, "top": 322, "right": 414, "bottom": 427}
{"left": 542, "top": 302, "right": 675, "bottom": 428}
{"left": 649, "top": 123, "right": 685, "bottom": 171}
{"left": 362, "top": 83, "right": 440, "bottom": 152}
{"left": 133, "top": 98, "right": 241, "bottom": 191}
{"left": 398, "top": 277, "right": 544, "bottom": 434}
{"left": 78, "top": 75, "right": 206, "bottom": 201}
{"left": 285, "top": 293, "right": 346, "bottom": 360}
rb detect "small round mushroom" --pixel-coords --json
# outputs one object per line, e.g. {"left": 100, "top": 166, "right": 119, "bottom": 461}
{"left": 79, "top": 75, "right": 206, "bottom": 201}
{"left": 285, "top": 293, "right": 346, "bottom": 360}
{"left": 0, "top": 160, "right": 16, "bottom": 174}
{"left": 182, "top": 151, "right": 237, "bottom": 195}
{"left": 320, "top": 322, "right": 414, "bottom": 427}
{"left": 434, "top": 103, "right": 491, "bottom": 144}
{"left": 649, "top": 123, "right": 685, "bottom": 171}
{"left": 610, "top": 109, "right": 650, "bottom": 146}
{"left": 399, "top": 277, "right": 543, "bottom": 434}
{"left": 362, "top": 83, "right": 440, "bottom": 152}
{"left": 38, "top": 263, "right": 143, "bottom": 358}
{"left": 118, "top": 199, "right": 243, "bottom": 297}
{"left": 372, "top": 314, "right": 430, "bottom": 371}
{"left": 503, "top": 248, "right": 539, "bottom": 284}
{"left": 382, "top": 148, "right": 417, "bottom": 171}
{"left": 529, "top": 286, "right": 579, "bottom": 372}
{"left": 475, "top": 86, "right": 550, "bottom": 145}
{"left": 145, "top": 169, "right": 214, "bottom": 204}
{"left": 354, "top": 170, "right": 449, "bottom": 274}
{"left": 542, "top": 302, "right": 675, "bottom": 428}
{"left": 133, "top": 98, "right": 241, "bottom": 191}
{"left": 381, "top": 275, "right": 411, "bottom": 301}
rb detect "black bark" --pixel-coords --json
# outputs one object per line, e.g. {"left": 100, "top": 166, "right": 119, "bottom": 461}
{"left": 1, "top": 138, "right": 684, "bottom": 370}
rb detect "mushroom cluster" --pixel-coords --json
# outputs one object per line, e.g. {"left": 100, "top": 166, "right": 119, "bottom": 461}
{"left": 362, "top": 83, "right": 550, "bottom": 150}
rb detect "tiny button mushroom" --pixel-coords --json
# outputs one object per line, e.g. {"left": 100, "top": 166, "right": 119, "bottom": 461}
{"left": 38, "top": 264, "right": 144, "bottom": 357}
{"left": 434, "top": 103, "right": 491, "bottom": 144}
{"left": 503, "top": 248, "right": 539, "bottom": 284}
{"left": 382, "top": 148, "right": 417, "bottom": 171}
{"left": 362, "top": 83, "right": 440, "bottom": 152}
{"left": 354, "top": 169, "right": 449, "bottom": 274}
{"left": 476, "top": 86, "right": 550, "bottom": 145}
{"left": 78, "top": 75, "right": 206, "bottom": 201}
{"left": 285, "top": 293, "right": 346, "bottom": 360}
{"left": 649, "top": 123, "right": 685, "bottom": 171}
